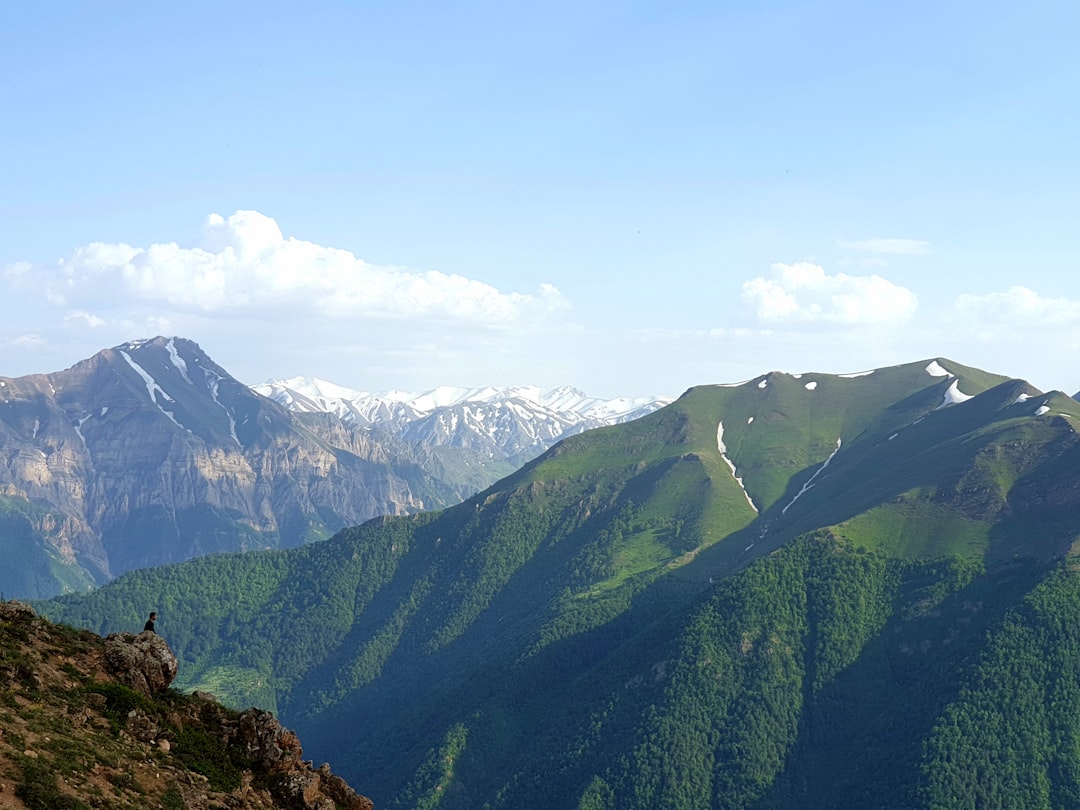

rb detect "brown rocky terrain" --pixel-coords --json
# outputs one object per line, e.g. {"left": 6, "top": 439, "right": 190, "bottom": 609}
{"left": 0, "top": 600, "right": 371, "bottom": 809}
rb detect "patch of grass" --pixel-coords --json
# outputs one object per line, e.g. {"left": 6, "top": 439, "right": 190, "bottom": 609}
{"left": 833, "top": 501, "right": 990, "bottom": 559}
{"left": 15, "top": 757, "right": 91, "bottom": 810}
{"left": 87, "top": 682, "right": 156, "bottom": 726}
{"left": 43, "top": 737, "right": 96, "bottom": 775}
{"left": 0, "top": 621, "right": 30, "bottom": 646}
{"left": 161, "top": 785, "right": 186, "bottom": 809}
{"left": 60, "top": 661, "right": 89, "bottom": 683}
{"left": 50, "top": 624, "right": 97, "bottom": 656}
{"left": 106, "top": 769, "right": 143, "bottom": 793}
{"left": 173, "top": 727, "right": 243, "bottom": 792}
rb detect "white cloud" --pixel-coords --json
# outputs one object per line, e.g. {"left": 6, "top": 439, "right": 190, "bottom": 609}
{"left": 63, "top": 311, "right": 107, "bottom": 328}
{"left": 740, "top": 262, "right": 918, "bottom": 326}
{"left": 838, "top": 238, "right": 932, "bottom": 254}
{"left": 0, "top": 333, "right": 44, "bottom": 349}
{"left": 7, "top": 210, "right": 568, "bottom": 327}
{"left": 954, "top": 286, "right": 1080, "bottom": 326}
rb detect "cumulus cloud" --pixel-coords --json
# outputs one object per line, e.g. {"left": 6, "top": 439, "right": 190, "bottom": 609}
{"left": 8, "top": 210, "right": 568, "bottom": 326}
{"left": 955, "top": 286, "right": 1080, "bottom": 325}
{"left": 740, "top": 262, "right": 918, "bottom": 325}
{"left": 63, "top": 311, "right": 107, "bottom": 328}
{"left": 838, "top": 238, "right": 932, "bottom": 254}
{"left": 0, "top": 333, "right": 44, "bottom": 349}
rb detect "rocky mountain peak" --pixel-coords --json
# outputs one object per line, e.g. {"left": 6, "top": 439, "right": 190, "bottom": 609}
{"left": 0, "top": 337, "right": 474, "bottom": 598}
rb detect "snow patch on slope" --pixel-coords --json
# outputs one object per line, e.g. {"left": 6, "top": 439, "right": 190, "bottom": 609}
{"left": 120, "top": 350, "right": 181, "bottom": 428}
{"left": 782, "top": 438, "right": 842, "bottom": 515}
{"left": 839, "top": 370, "right": 875, "bottom": 378}
{"left": 935, "top": 380, "right": 973, "bottom": 410}
{"left": 717, "top": 421, "right": 758, "bottom": 513}
{"left": 203, "top": 367, "right": 240, "bottom": 445}
{"left": 73, "top": 413, "right": 92, "bottom": 446}
{"left": 925, "top": 360, "right": 952, "bottom": 377}
{"left": 804, "top": 381, "right": 818, "bottom": 391}
{"left": 166, "top": 338, "right": 192, "bottom": 384}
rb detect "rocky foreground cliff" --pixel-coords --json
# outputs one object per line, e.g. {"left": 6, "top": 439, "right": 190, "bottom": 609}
{"left": 0, "top": 600, "right": 371, "bottom": 809}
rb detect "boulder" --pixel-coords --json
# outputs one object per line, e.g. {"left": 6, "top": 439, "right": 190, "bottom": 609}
{"left": 103, "top": 631, "right": 179, "bottom": 695}
{"left": 236, "top": 708, "right": 305, "bottom": 774}
{"left": 0, "top": 600, "right": 37, "bottom": 623}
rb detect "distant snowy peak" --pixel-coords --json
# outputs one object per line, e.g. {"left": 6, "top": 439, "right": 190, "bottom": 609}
{"left": 252, "top": 379, "right": 673, "bottom": 426}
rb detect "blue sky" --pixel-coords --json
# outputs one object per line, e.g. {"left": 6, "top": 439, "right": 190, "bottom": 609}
{"left": 2, "top": 1, "right": 1078, "bottom": 397}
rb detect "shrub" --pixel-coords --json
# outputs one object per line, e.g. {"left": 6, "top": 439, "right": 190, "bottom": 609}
{"left": 15, "top": 758, "right": 90, "bottom": 810}
{"left": 173, "top": 727, "right": 242, "bottom": 792}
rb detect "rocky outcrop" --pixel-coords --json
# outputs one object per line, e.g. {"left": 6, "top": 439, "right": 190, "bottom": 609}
{"left": 232, "top": 708, "right": 374, "bottom": 810}
{"left": 119, "top": 700, "right": 375, "bottom": 809}
{"left": 0, "top": 599, "right": 373, "bottom": 810}
{"left": 0, "top": 599, "right": 36, "bottom": 623}
{"left": 103, "top": 630, "right": 180, "bottom": 695}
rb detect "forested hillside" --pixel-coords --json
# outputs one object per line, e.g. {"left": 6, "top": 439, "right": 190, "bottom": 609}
{"left": 38, "top": 359, "right": 1080, "bottom": 807}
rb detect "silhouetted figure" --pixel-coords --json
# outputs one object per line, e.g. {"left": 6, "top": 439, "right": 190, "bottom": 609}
{"left": 143, "top": 611, "right": 157, "bottom": 633}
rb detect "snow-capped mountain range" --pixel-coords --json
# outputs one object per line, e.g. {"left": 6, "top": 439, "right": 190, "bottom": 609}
{"left": 252, "top": 378, "right": 674, "bottom": 466}
{"left": 252, "top": 378, "right": 670, "bottom": 425}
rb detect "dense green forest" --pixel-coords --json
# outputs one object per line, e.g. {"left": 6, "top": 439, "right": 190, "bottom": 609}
{"left": 40, "top": 529, "right": 1080, "bottom": 808}
{"left": 38, "top": 361, "right": 1080, "bottom": 807}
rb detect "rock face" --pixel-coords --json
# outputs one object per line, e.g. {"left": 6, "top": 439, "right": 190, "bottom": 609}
{"left": 0, "top": 335, "right": 463, "bottom": 598}
{"left": 0, "top": 599, "right": 36, "bottom": 622}
{"left": 104, "top": 630, "right": 180, "bottom": 695}
{"left": 232, "top": 708, "right": 374, "bottom": 810}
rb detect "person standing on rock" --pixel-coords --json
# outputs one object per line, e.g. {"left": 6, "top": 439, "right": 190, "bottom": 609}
{"left": 143, "top": 611, "right": 157, "bottom": 633}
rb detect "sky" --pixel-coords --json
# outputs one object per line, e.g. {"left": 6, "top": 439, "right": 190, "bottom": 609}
{"left": 2, "top": 1, "right": 1079, "bottom": 399}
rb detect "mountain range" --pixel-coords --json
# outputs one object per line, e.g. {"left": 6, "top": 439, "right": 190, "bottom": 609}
{"left": 0, "top": 337, "right": 669, "bottom": 599}
{"left": 253, "top": 377, "right": 671, "bottom": 477}
{"left": 38, "top": 356, "right": 1080, "bottom": 808}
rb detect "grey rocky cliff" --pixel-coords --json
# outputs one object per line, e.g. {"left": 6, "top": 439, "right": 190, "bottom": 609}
{"left": 0, "top": 337, "right": 459, "bottom": 597}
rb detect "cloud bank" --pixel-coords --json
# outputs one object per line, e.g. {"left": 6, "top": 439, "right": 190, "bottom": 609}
{"left": 7, "top": 210, "right": 568, "bottom": 327}
{"left": 740, "top": 262, "right": 918, "bottom": 325}
{"left": 954, "top": 286, "right": 1080, "bottom": 325}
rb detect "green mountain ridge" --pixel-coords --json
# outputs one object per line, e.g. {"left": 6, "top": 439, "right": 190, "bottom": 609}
{"left": 37, "top": 358, "right": 1080, "bottom": 808}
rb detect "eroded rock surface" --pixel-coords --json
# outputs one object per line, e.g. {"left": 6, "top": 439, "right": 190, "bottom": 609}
{"left": 104, "top": 630, "right": 180, "bottom": 695}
